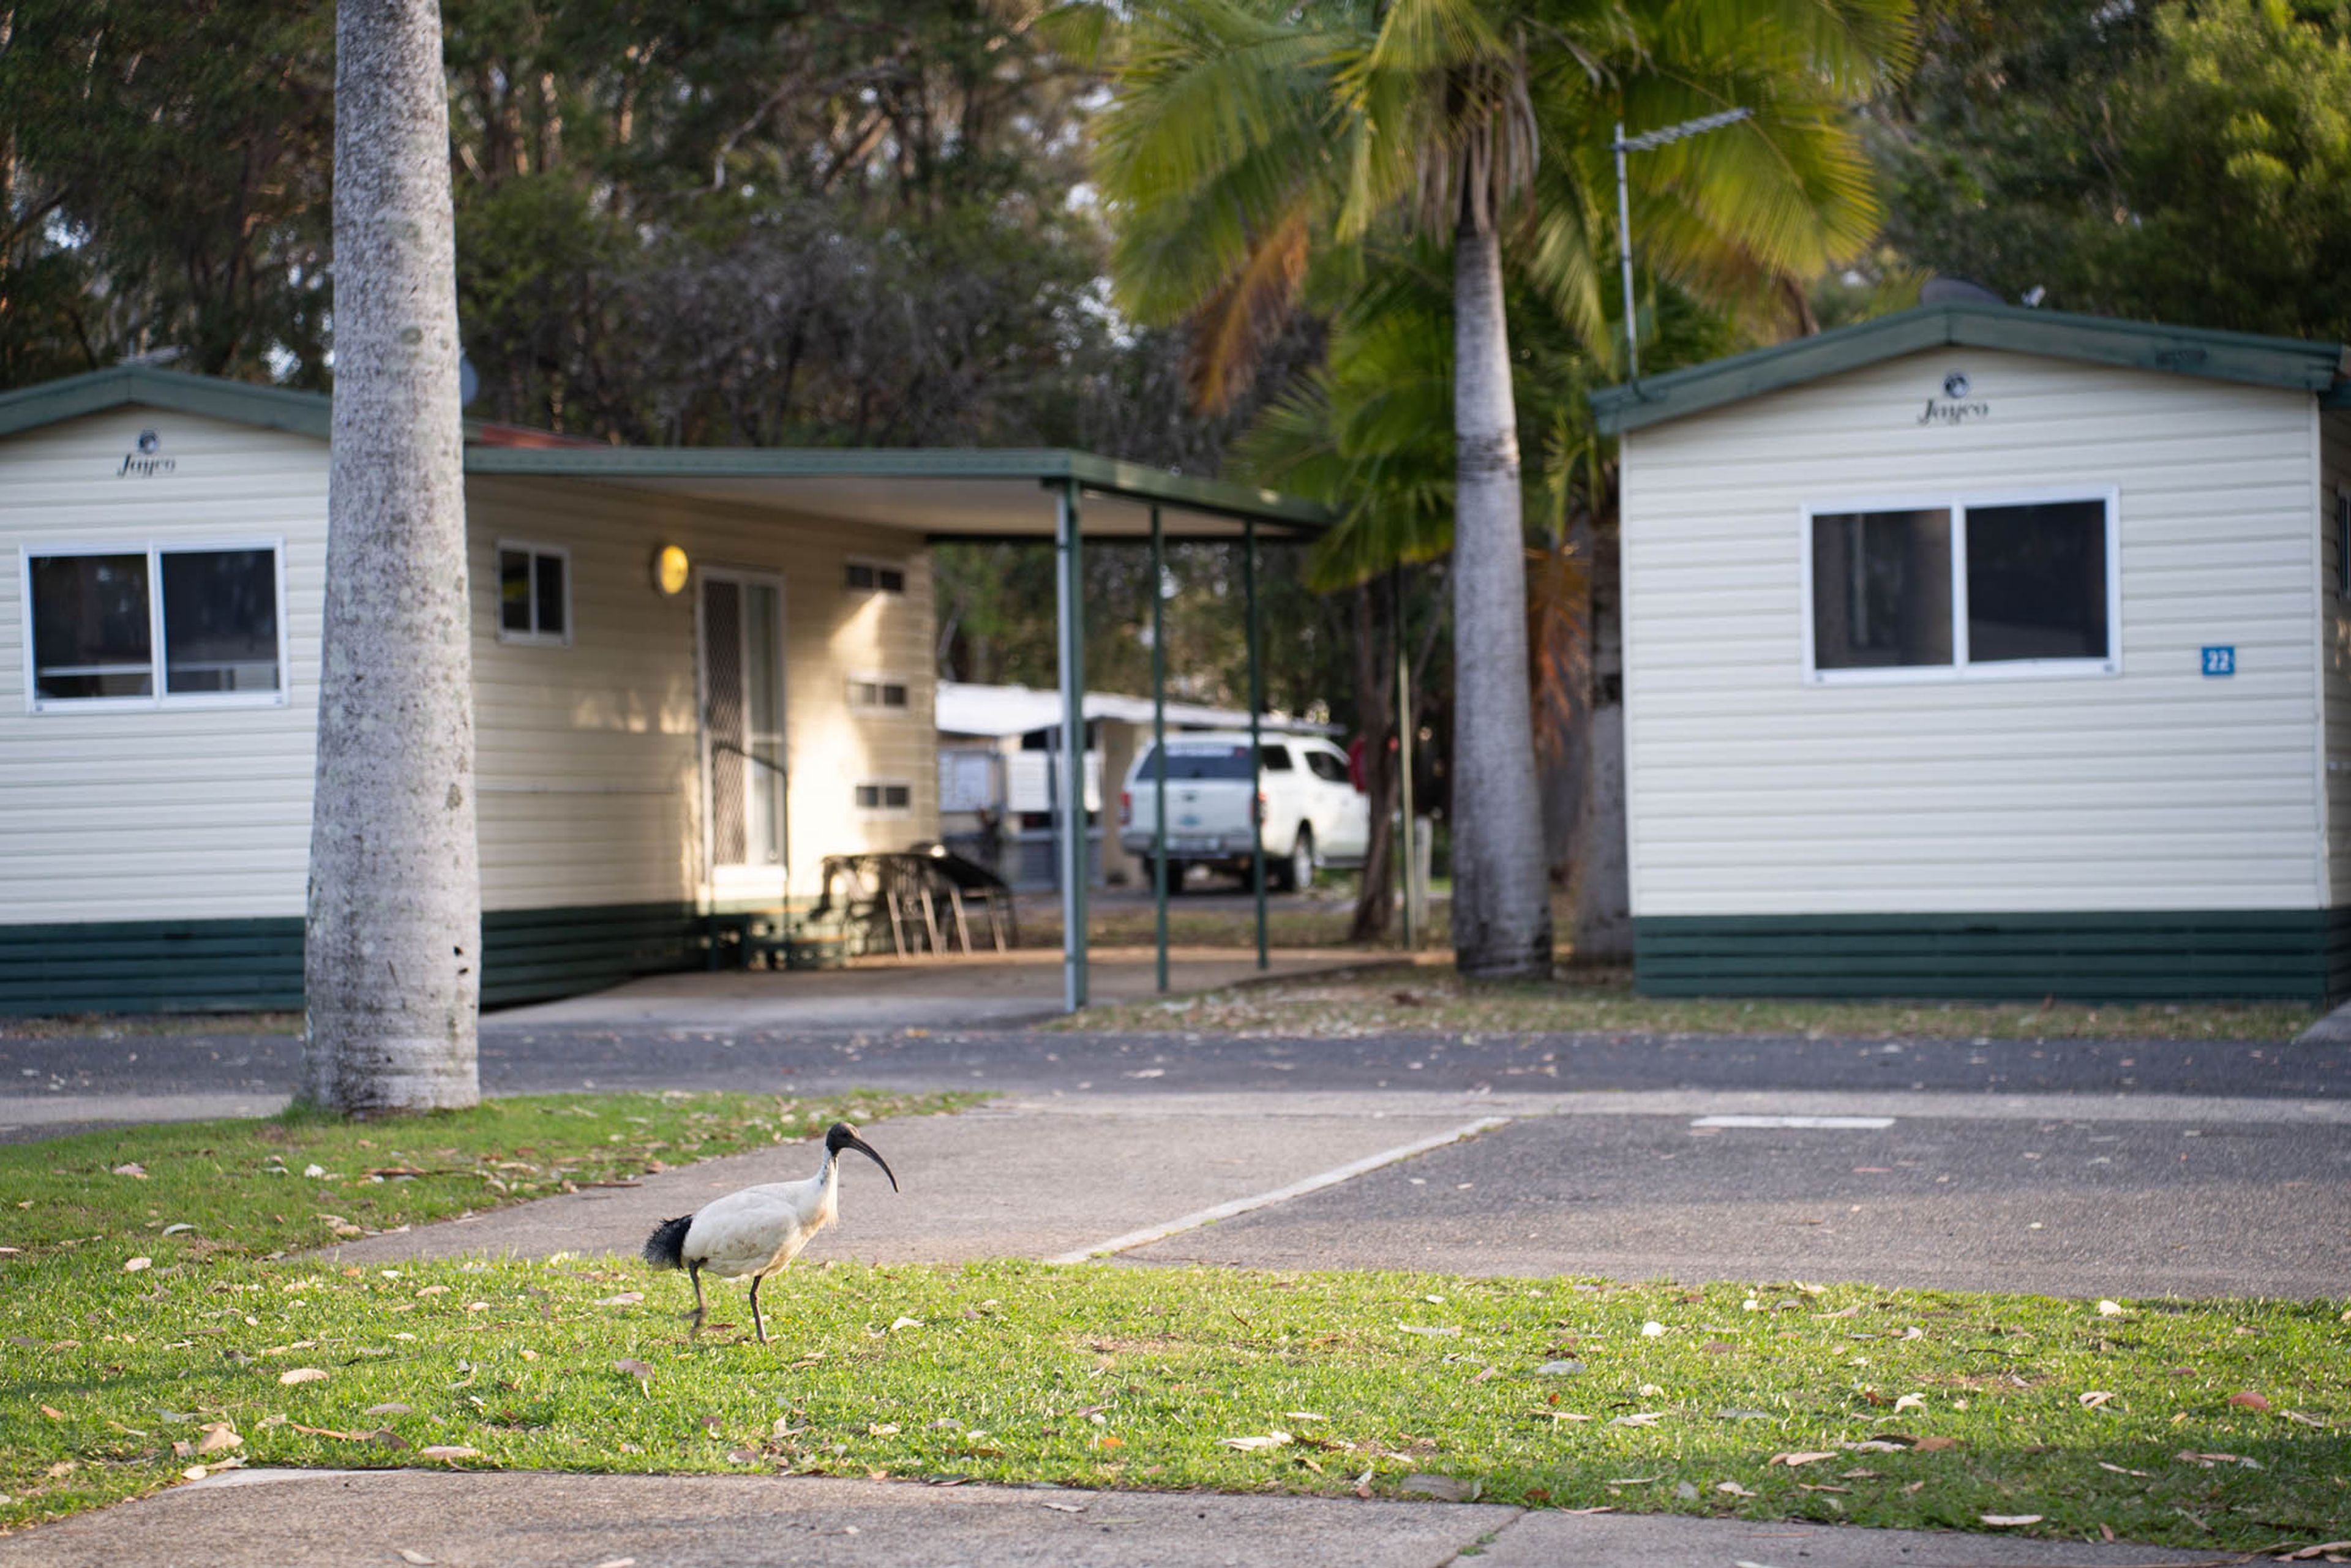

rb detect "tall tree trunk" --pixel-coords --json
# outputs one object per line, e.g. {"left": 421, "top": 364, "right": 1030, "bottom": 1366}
{"left": 1348, "top": 579, "right": 1396, "bottom": 943}
{"left": 305, "top": 0, "right": 481, "bottom": 1113}
{"left": 1448, "top": 219, "right": 1551, "bottom": 977}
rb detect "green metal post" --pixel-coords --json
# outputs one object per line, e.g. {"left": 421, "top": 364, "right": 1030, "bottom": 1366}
{"left": 1150, "top": 505, "right": 1169, "bottom": 992}
{"left": 1395, "top": 567, "right": 1417, "bottom": 951}
{"left": 1055, "top": 478, "right": 1089, "bottom": 1010}
{"left": 1245, "top": 515, "right": 1267, "bottom": 970}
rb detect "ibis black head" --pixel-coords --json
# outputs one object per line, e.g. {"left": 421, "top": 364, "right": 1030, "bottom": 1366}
{"left": 826, "top": 1121, "right": 898, "bottom": 1192}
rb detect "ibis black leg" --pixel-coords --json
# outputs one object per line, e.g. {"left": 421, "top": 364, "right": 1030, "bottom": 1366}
{"left": 748, "top": 1274, "right": 768, "bottom": 1345}
{"left": 686, "top": 1260, "right": 707, "bottom": 1339}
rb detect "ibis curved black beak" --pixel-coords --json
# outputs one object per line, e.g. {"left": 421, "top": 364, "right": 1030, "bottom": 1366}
{"left": 827, "top": 1123, "right": 898, "bottom": 1192}
{"left": 847, "top": 1133, "right": 898, "bottom": 1191}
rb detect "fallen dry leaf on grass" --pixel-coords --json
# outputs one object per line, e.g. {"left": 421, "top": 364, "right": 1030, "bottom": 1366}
{"left": 1715, "top": 1481, "right": 1756, "bottom": 1498}
{"left": 277, "top": 1368, "right": 328, "bottom": 1386}
{"left": 1979, "top": 1514, "right": 2043, "bottom": 1527}
{"left": 593, "top": 1292, "right": 643, "bottom": 1308}
{"left": 2079, "top": 1391, "right": 2115, "bottom": 1409}
{"left": 2228, "top": 1391, "right": 2271, "bottom": 1411}
{"left": 1768, "top": 1452, "right": 1836, "bottom": 1467}
{"left": 613, "top": 1359, "right": 655, "bottom": 1380}
{"left": 1911, "top": 1436, "right": 1962, "bottom": 1453}
{"left": 195, "top": 1424, "right": 241, "bottom": 1455}
{"left": 1218, "top": 1431, "right": 1291, "bottom": 1452}
{"left": 417, "top": 1445, "right": 481, "bottom": 1462}
{"left": 111, "top": 1163, "right": 146, "bottom": 1179}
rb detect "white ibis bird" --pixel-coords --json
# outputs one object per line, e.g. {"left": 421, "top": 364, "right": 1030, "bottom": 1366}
{"left": 641, "top": 1121, "right": 898, "bottom": 1344}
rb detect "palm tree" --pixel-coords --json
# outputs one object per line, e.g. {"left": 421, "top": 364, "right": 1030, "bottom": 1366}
{"left": 1097, "top": 0, "right": 1910, "bottom": 976}
{"left": 304, "top": 0, "right": 481, "bottom": 1112}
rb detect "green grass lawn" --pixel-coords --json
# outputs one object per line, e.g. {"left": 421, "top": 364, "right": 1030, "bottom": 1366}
{"left": 4, "top": 1098, "right": 2347, "bottom": 1549}
{"left": 1070, "top": 964, "right": 2328, "bottom": 1044}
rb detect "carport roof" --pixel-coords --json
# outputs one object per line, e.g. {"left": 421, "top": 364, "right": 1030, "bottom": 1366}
{"left": 1591, "top": 300, "right": 2351, "bottom": 435}
{"left": 0, "top": 365, "right": 1330, "bottom": 540}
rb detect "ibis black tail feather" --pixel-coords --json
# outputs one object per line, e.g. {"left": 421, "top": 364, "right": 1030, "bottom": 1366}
{"left": 642, "top": 1214, "right": 692, "bottom": 1270}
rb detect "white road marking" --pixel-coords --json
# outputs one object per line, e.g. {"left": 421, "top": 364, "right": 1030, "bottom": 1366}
{"left": 1690, "top": 1115, "right": 1895, "bottom": 1130}
{"left": 1043, "top": 1116, "right": 1512, "bottom": 1264}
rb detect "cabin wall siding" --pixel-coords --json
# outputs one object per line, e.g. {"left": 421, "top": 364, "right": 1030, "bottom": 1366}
{"left": 1620, "top": 347, "right": 2326, "bottom": 922}
{"left": 0, "top": 411, "right": 939, "bottom": 1011}
{"left": 464, "top": 475, "right": 936, "bottom": 911}
{"left": 0, "top": 408, "right": 328, "bottom": 926}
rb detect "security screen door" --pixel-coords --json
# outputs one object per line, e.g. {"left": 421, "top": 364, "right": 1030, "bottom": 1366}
{"left": 699, "top": 571, "right": 787, "bottom": 890}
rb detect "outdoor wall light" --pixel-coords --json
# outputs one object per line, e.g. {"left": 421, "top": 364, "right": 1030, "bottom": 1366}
{"left": 651, "top": 544, "right": 691, "bottom": 596}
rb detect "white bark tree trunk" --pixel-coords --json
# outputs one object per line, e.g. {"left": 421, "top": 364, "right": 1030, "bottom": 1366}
{"left": 304, "top": 0, "right": 481, "bottom": 1112}
{"left": 1449, "top": 219, "right": 1552, "bottom": 977}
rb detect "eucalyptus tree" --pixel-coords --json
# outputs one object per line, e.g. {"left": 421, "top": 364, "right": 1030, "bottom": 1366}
{"left": 1098, "top": 0, "right": 1910, "bottom": 975}
{"left": 304, "top": 0, "right": 480, "bottom": 1113}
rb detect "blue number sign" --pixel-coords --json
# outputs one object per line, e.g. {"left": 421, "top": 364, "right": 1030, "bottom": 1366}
{"left": 2201, "top": 645, "right": 2236, "bottom": 678}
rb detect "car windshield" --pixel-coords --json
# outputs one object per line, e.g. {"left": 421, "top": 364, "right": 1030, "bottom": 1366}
{"left": 1134, "top": 745, "right": 1261, "bottom": 781}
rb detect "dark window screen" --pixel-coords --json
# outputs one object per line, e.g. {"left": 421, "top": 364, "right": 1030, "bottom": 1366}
{"left": 30, "top": 553, "right": 152, "bottom": 700}
{"left": 499, "top": 550, "right": 532, "bottom": 632}
{"left": 1811, "top": 508, "right": 1953, "bottom": 670}
{"left": 533, "top": 553, "right": 566, "bottom": 637}
{"left": 162, "top": 549, "right": 279, "bottom": 693}
{"left": 1965, "top": 500, "right": 2109, "bottom": 662}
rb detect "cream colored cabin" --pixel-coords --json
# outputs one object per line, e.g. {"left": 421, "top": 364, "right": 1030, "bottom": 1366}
{"left": 1593, "top": 302, "right": 2351, "bottom": 1002}
{"left": 0, "top": 367, "right": 1319, "bottom": 1012}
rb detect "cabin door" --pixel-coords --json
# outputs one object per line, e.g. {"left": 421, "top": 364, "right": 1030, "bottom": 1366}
{"left": 698, "top": 569, "right": 788, "bottom": 901}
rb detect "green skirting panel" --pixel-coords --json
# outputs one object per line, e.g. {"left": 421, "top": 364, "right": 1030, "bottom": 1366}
{"left": 0, "top": 904, "right": 702, "bottom": 1016}
{"left": 1634, "top": 910, "right": 2345, "bottom": 1004}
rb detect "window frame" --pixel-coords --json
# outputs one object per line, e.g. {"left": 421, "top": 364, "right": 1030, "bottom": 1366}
{"left": 844, "top": 556, "right": 907, "bottom": 597}
{"left": 19, "top": 538, "right": 291, "bottom": 716}
{"left": 846, "top": 670, "right": 912, "bottom": 714}
{"left": 852, "top": 779, "right": 914, "bottom": 816}
{"left": 1799, "top": 486, "right": 2122, "bottom": 687}
{"left": 495, "top": 539, "right": 574, "bottom": 648}
{"left": 2334, "top": 489, "right": 2350, "bottom": 599}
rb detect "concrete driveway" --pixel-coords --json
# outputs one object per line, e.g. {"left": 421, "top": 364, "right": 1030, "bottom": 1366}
{"left": 0, "top": 1469, "right": 2217, "bottom": 1568}
{"left": 487, "top": 947, "right": 1370, "bottom": 1032}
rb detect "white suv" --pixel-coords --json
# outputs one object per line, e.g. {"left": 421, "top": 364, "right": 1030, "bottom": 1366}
{"left": 1119, "top": 732, "right": 1370, "bottom": 891}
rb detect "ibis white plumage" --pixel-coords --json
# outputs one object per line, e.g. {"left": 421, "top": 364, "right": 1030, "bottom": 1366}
{"left": 642, "top": 1121, "right": 898, "bottom": 1343}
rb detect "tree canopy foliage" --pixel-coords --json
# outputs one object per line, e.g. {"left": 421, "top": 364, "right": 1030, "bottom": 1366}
{"left": 0, "top": 0, "right": 1291, "bottom": 461}
{"left": 1875, "top": 0, "right": 2351, "bottom": 342}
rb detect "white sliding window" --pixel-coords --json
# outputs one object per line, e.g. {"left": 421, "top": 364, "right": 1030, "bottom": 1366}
{"left": 1803, "top": 490, "right": 2120, "bottom": 684}
{"left": 22, "top": 542, "right": 287, "bottom": 713}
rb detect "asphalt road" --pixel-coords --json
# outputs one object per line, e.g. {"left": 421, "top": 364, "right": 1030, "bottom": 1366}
{"left": 9, "top": 1018, "right": 2348, "bottom": 1297}
{"left": 1125, "top": 1105, "right": 2351, "bottom": 1297}
{"left": 4, "top": 1020, "right": 2345, "bottom": 1104}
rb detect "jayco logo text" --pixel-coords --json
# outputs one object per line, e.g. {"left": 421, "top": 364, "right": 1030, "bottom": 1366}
{"left": 117, "top": 429, "right": 174, "bottom": 477}
{"left": 1917, "top": 370, "right": 1988, "bottom": 427}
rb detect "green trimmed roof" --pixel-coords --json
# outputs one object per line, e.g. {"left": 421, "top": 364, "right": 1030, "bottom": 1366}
{"left": 1591, "top": 301, "right": 2351, "bottom": 435}
{"left": 0, "top": 364, "right": 1328, "bottom": 533}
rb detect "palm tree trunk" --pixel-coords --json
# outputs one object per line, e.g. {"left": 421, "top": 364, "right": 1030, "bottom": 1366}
{"left": 304, "top": 0, "right": 481, "bottom": 1112}
{"left": 1449, "top": 218, "right": 1551, "bottom": 977}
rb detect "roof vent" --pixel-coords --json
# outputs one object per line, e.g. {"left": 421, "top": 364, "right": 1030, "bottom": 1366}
{"left": 1919, "top": 275, "right": 2004, "bottom": 306}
